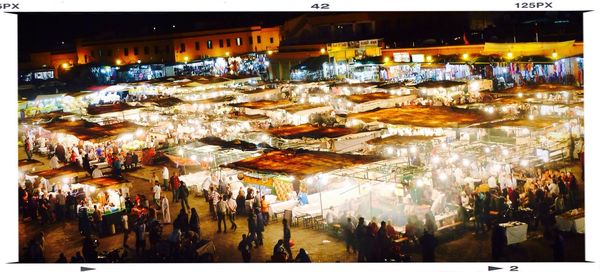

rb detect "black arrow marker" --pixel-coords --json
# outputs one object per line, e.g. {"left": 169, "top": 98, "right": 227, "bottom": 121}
{"left": 81, "top": 267, "right": 96, "bottom": 272}
{"left": 488, "top": 266, "right": 502, "bottom": 271}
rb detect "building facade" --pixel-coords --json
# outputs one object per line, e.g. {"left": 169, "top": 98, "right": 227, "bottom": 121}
{"left": 75, "top": 26, "right": 281, "bottom": 66}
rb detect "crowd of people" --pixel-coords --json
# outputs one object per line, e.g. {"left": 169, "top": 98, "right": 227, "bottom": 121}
{"left": 20, "top": 133, "right": 584, "bottom": 263}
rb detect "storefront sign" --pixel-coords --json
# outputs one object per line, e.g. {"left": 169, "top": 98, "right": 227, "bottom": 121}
{"left": 411, "top": 54, "right": 425, "bottom": 63}
{"left": 393, "top": 52, "right": 411, "bottom": 62}
{"left": 359, "top": 39, "right": 379, "bottom": 47}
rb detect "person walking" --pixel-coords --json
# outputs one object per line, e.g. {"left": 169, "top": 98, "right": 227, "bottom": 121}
{"left": 355, "top": 217, "right": 368, "bottom": 262}
{"left": 178, "top": 181, "right": 190, "bottom": 211}
{"left": 247, "top": 213, "right": 257, "bottom": 247}
{"left": 152, "top": 181, "right": 162, "bottom": 207}
{"left": 420, "top": 230, "right": 437, "bottom": 262}
{"left": 227, "top": 195, "right": 238, "bottom": 231}
{"left": 189, "top": 208, "right": 201, "bottom": 237}
{"left": 474, "top": 194, "right": 485, "bottom": 234}
{"left": 162, "top": 167, "right": 169, "bottom": 191}
{"left": 282, "top": 218, "right": 292, "bottom": 260}
{"left": 161, "top": 195, "right": 171, "bottom": 224}
{"left": 343, "top": 217, "right": 356, "bottom": 253}
{"left": 260, "top": 195, "right": 270, "bottom": 225}
{"left": 294, "top": 248, "right": 312, "bottom": 262}
{"left": 134, "top": 219, "right": 146, "bottom": 256}
{"left": 255, "top": 208, "right": 265, "bottom": 247}
{"left": 216, "top": 196, "right": 228, "bottom": 233}
{"left": 55, "top": 189, "right": 66, "bottom": 221}
{"left": 122, "top": 213, "right": 130, "bottom": 249}
{"left": 174, "top": 208, "right": 190, "bottom": 233}
{"left": 238, "top": 234, "right": 251, "bottom": 262}
{"left": 210, "top": 188, "right": 220, "bottom": 220}
{"left": 92, "top": 205, "right": 103, "bottom": 236}
{"left": 236, "top": 189, "right": 246, "bottom": 215}
{"left": 170, "top": 173, "right": 180, "bottom": 203}
{"left": 491, "top": 224, "right": 506, "bottom": 261}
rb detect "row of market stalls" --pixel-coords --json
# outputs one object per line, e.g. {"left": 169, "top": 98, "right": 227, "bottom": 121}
{"left": 291, "top": 50, "right": 583, "bottom": 92}
{"left": 19, "top": 78, "right": 584, "bottom": 240}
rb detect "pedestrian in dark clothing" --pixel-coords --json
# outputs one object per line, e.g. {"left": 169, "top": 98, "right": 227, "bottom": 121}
{"left": 66, "top": 192, "right": 76, "bottom": 219}
{"left": 343, "top": 217, "right": 356, "bottom": 253}
{"left": 420, "top": 231, "right": 437, "bottom": 262}
{"left": 247, "top": 213, "right": 257, "bottom": 246}
{"left": 255, "top": 208, "right": 265, "bottom": 247}
{"left": 134, "top": 220, "right": 146, "bottom": 256}
{"left": 474, "top": 194, "right": 485, "bottom": 233}
{"left": 272, "top": 239, "right": 287, "bottom": 262}
{"left": 377, "top": 221, "right": 391, "bottom": 261}
{"left": 179, "top": 181, "right": 190, "bottom": 211}
{"left": 70, "top": 252, "right": 84, "bottom": 263}
{"left": 283, "top": 218, "right": 293, "bottom": 260}
{"left": 238, "top": 234, "right": 251, "bottom": 262}
{"left": 355, "top": 217, "right": 368, "bottom": 262}
{"left": 189, "top": 208, "right": 201, "bottom": 236}
{"left": 174, "top": 209, "right": 189, "bottom": 233}
{"left": 483, "top": 192, "right": 492, "bottom": 230}
{"left": 294, "top": 248, "right": 312, "bottom": 262}
{"left": 491, "top": 225, "right": 506, "bottom": 261}
{"left": 55, "top": 253, "right": 67, "bottom": 263}
{"left": 236, "top": 189, "right": 245, "bottom": 215}
{"left": 568, "top": 173, "right": 578, "bottom": 208}
{"left": 131, "top": 153, "right": 139, "bottom": 168}
{"left": 83, "top": 154, "right": 91, "bottom": 174}
{"left": 148, "top": 217, "right": 162, "bottom": 252}
{"left": 82, "top": 235, "right": 98, "bottom": 263}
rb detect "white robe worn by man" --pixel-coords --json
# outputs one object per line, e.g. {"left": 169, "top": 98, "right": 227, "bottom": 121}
{"left": 50, "top": 155, "right": 60, "bottom": 169}
{"left": 161, "top": 196, "right": 171, "bottom": 224}
{"left": 92, "top": 167, "right": 103, "bottom": 178}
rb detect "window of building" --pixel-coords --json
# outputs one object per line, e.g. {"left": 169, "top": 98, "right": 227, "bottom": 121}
{"left": 107, "top": 49, "right": 113, "bottom": 57}
{"left": 317, "top": 25, "right": 331, "bottom": 38}
{"left": 357, "top": 22, "right": 373, "bottom": 35}
{"left": 124, "top": 48, "right": 129, "bottom": 56}
{"left": 236, "top": 37, "right": 242, "bottom": 46}
{"left": 249, "top": 36, "right": 253, "bottom": 45}
{"left": 257, "top": 35, "right": 262, "bottom": 44}
{"left": 335, "top": 23, "right": 354, "bottom": 37}
{"left": 195, "top": 41, "right": 200, "bottom": 51}
{"left": 207, "top": 40, "right": 213, "bottom": 49}
{"left": 226, "top": 39, "right": 231, "bottom": 47}
{"left": 219, "top": 39, "right": 224, "bottom": 48}
{"left": 180, "top": 43, "right": 186, "bottom": 53}
{"left": 133, "top": 47, "right": 139, "bottom": 55}
{"left": 144, "top": 46, "right": 149, "bottom": 55}
{"left": 270, "top": 37, "right": 274, "bottom": 44}
{"left": 98, "top": 49, "right": 103, "bottom": 57}
{"left": 155, "top": 45, "right": 161, "bottom": 54}
{"left": 84, "top": 55, "right": 88, "bottom": 63}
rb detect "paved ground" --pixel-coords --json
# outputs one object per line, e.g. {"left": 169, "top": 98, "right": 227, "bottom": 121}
{"left": 18, "top": 151, "right": 586, "bottom": 263}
